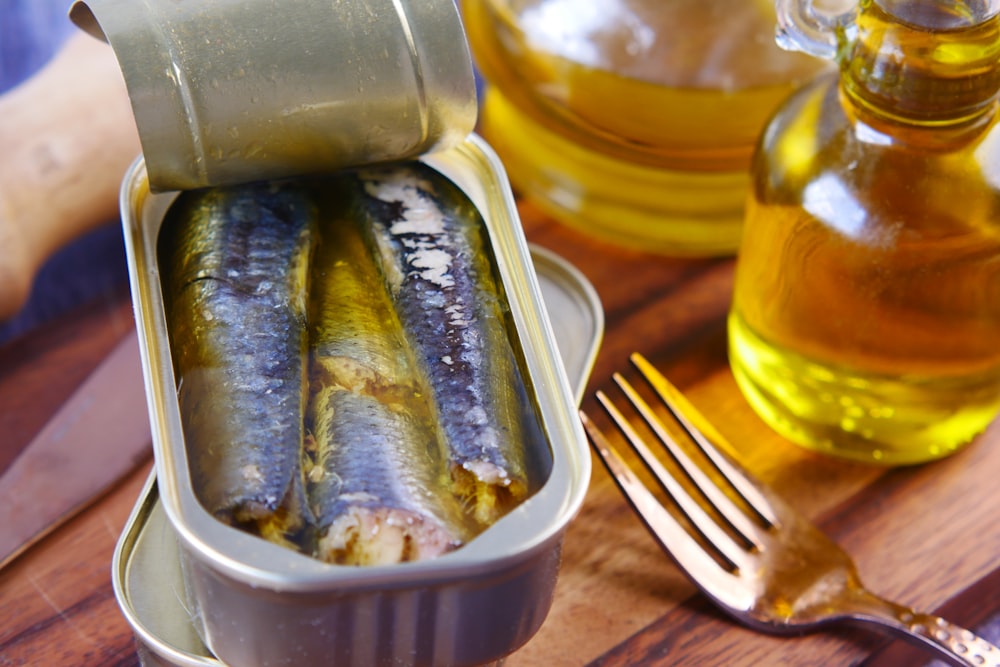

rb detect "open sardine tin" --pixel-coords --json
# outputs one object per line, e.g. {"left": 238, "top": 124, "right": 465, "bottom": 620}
{"left": 119, "top": 137, "right": 592, "bottom": 667}
{"left": 82, "top": 0, "right": 591, "bottom": 661}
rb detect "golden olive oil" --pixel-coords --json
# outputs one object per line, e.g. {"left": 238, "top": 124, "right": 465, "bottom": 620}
{"left": 729, "top": 1, "right": 1000, "bottom": 464}
{"left": 460, "top": 0, "right": 826, "bottom": 255}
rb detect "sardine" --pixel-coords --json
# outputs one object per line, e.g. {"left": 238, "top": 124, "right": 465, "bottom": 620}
{"left": 307, "top": 184, "right": 471, "bottom": 565}
{"left": 159, "top": 181, "right": 315, "bottom": 545}
{"left": 354, "top": 164, "right": 529, "bottom": 525}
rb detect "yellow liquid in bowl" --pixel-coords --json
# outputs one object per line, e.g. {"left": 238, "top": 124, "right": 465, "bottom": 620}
{"left": 462, "top": 0, "right": 827, "bottom": 255}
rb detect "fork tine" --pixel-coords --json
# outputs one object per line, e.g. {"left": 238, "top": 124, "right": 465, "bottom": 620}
{"left": 594, "top": 390, "right": 748, "bottom": 570}
{"left": 631, "top": 353, "right": 780, "bottom": 528}
{"left": 609, "top": 374, "right": 766, "bottom": 552}
{"left": 580, "top": 410, "right": 745, "bottom": 603}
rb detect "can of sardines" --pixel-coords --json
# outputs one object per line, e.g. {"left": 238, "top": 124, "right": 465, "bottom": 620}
{"left": 70, "top": 1, "right": 591, "bottom": 665}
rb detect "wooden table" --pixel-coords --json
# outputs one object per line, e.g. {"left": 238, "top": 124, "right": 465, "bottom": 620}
{"left": 1, "top": 199, "right": 998, "bottom": 666}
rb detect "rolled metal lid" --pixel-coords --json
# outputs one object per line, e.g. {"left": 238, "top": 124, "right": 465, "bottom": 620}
{"left": 69, "top": 0, "right": 478, "bottom": 192}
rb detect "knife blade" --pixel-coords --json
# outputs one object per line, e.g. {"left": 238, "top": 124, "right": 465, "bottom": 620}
{"left": 0, "top": 331, "right": 152, "bottom": 569}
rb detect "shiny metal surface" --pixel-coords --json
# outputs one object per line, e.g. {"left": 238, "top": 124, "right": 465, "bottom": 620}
{"left": 118, "top": 136, "right": 591, "bottom": 667}
{"left": 583, "top": 353, "right": 1000, "bottom": 667}
{"left": 113, "top": 247, "right": 602, "bottom": 666}
{"left": 530, "top": 245, "right": 603, "bottom": 406}
{"left": 69, "top": 0, "right": 477, "bottom": 191}
{"left": 0, "top": 333, "right": 150, "bottom": 570}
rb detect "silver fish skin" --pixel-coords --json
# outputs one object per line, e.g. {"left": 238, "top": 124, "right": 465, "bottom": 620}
{"left": 354, "top": 164, "right": 529, "bottom": 526}
{"left": 160, "top": 181, "right": 315, "bottom": 543}
{"left": 308, "top": 192, "right": 471, "bottom": 565}
{"left": 308, "top": 389, "right": 468, "bottom": 565}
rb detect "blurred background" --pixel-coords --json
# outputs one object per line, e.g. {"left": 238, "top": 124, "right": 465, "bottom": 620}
{"left": 0, "top": 0, "right": 130, "bottom": 344}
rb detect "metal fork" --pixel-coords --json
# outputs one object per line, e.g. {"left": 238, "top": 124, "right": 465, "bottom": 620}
{"left": 581, "top": 352, "right": 1000, "bottom": 667}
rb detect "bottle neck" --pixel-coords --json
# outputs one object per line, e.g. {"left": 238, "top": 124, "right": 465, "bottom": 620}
{"left": 838, "top": 0, "right": 1000, "bottom": 128}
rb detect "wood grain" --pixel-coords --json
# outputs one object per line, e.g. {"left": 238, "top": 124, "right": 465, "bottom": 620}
{"left": 0, "top": 200, "right": 997, "bottom": 667}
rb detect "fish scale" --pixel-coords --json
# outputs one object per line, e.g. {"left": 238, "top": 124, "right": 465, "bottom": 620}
{"left": 159, "top": 164, "right": 536, "bottom": 560}
{"left": 307, "top": 184, "right": 470, "bottom": 564}
{"left": 159, "top": 181, "right": 316, "bottom": 544}
{"left": 356, "top": 164, "right": 529, "bottom": 526}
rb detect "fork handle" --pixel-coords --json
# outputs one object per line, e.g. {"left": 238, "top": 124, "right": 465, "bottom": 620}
{"left": 852, "top": 592, "right": 1000, "bottom": 667}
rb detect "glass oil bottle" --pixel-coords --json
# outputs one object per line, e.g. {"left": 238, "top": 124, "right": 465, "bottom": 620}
{"left": 729, "top": 0, "right": 1000, "bottom": 464}
{"left": 459, "top": 0, "right": 828, "bottom": 255}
